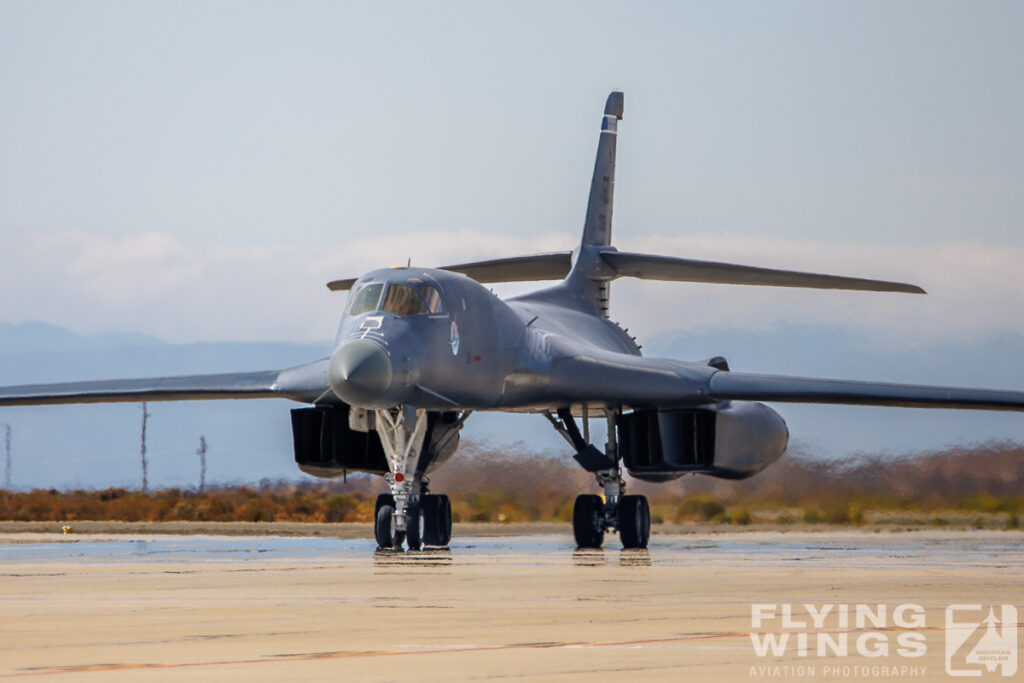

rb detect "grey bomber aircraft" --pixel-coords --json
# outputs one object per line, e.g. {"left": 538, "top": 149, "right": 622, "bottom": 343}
{"left": 4, "top": 91, "right": 1024, "bottom": 551}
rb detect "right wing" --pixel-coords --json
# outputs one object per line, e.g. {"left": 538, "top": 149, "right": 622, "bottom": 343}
{"left": 0, "top": 360, "right": 331, "bottom": 407}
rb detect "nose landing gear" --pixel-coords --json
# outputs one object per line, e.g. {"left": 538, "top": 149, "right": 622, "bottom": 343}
{"left": 373, "top": 406, "right": 456, "bottom": 551}
{"left": 375, "top": 492, "right": 452, "bottom": 550}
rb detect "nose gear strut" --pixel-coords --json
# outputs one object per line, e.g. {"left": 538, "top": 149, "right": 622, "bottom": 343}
{"left": 373, "top": 406, "right": 455, "bottom": 551}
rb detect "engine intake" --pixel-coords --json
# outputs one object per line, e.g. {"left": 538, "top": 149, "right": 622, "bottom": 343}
{"left": 291, "top": 405, "right": 464, "bottom": 479}
{"left": 618, "top": 401, "right": 788, "bottom": 481}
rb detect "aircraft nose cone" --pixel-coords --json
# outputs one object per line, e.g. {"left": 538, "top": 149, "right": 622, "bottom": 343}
{"left": 328, "top": 341, "right": 393, "bottom": 407}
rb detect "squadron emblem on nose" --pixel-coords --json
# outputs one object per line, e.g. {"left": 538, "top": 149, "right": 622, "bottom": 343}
{"left": 450, "top": 319, "right": 460, "bottom": 356}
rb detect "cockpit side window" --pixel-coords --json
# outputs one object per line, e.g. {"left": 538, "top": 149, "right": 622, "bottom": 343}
{"left": 417, "top": 285, "right": 444, "bottom": 313}
{"left": 346, "top": 283, "right": 384, "bottom": 316}
{"left": 381, "top": 284, "right": 428, "bottom": 316}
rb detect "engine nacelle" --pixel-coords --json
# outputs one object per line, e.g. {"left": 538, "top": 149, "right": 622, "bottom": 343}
{"left": 618, "top": 401, "right": 788, "bottom": 482}
{"left": 291, "top": 405, "right": 463, "bottom": 479}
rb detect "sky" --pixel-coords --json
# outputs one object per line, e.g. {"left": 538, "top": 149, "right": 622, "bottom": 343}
{"left": 1, "top": 1, "right": 1024, "bottom": 486}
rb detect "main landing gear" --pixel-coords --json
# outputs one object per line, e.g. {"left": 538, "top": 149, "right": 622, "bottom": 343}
{"left": 571, "top": 492, "right": 650, "bottom": 549}
{"left": 373, "top": 405, "right": 454, "bottom": 551}
{"left": 546, "top": 406, "right": 650, "bottom": 550}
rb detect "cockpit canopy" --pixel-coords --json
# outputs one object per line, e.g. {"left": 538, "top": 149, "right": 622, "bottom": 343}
{"left": 346, "top": 280, "right": 444, "bottom": 318}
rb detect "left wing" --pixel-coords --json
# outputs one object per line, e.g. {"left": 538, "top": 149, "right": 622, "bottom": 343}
{"left": 707, "top": 370, "right": 1024, "bottom": 411}
{"left": 0, "top": 361, "right": 331, "bottom": 407}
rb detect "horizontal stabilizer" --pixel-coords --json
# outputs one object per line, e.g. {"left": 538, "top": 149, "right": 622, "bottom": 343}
{"left": 708, "top": 371, "right": 1024, "bottom": 411}
{"left": 327, "top": 277, "right": 358, "bottom": 292}
{"left": 439, "top": 252, "right": 572, "bottom": 283}
{"left": 600, "top": 251, "right": 925, "bottom": 294}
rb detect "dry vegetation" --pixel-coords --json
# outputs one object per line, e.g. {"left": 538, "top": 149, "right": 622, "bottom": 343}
{"left": 2, "top": 442, "right": 1023, "bottom": 528}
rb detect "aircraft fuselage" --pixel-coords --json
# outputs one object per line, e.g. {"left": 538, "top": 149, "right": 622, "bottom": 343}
{"left": 327, "top": 266, "right": 673, "bottom": 412}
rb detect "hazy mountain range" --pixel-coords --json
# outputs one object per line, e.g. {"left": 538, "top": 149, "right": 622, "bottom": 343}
{"left": 1, "top": 321, "right": 1021, "bottom": 490}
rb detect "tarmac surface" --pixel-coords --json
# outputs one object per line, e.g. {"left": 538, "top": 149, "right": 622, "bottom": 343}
{"left": 1, "top": 529, "right": 1022, "bottom": 681}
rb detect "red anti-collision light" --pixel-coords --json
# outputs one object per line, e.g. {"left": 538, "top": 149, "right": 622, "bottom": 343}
{"left": 395, "top": 472, "right": 404, "bottom": 482}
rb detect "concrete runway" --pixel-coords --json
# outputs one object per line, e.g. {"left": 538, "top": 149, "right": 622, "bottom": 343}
{"left": 1, "top": 530, "right": 1022, "bottom": 681}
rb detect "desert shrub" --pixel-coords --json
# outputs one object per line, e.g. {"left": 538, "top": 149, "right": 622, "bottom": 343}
{"left": 802, "top": 509, "right": 823, "bottom": 524}
{"left": 322, "top": 494, "right": 358, "bottom": 523}
{"left": 4, "top": 442, "right": 1024, "bottom": 524}
{"left": 171, "top": 500, "right": 195, "bottom": 520}
{"left": 824, "top": 505, "right": 850, "bottom": 525}
{"left": 675, "top": 496, "right": 726, "bottom": 522}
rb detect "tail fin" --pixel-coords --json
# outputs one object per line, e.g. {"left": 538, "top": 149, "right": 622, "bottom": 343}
{"left": 581, "top": 91, "right": 624, "bottom": 248}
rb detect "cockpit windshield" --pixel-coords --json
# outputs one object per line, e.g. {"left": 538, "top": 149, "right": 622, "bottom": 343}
{"left": 345, "top": 281, "right": 444, "bottom": 318}
{"left": 381, "top": 284, "right": 429, "bottom": 316}
{"left": 417, "top": 285, "right": 443, "bottom": 313}
{"left": 346, "top": 283, "right": 383, "bottom": 316}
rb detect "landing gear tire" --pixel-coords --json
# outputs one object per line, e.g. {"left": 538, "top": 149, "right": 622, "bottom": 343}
{"left": 374, "top": 493, "right": 395, "bottom": 520}
{"left": 421, "top": 494, "right": 452, "bottom": 547}
{"left": 618, "top": 494, "right": 650, "bottom": 549}
{"left": 375, "top": 504, "right": 395, "bottom": 549}
{"left": 406, "top": 504, "right": 423, "bottom": 551}
{"left": 573, "top": 494, "right": 605, "bottom": 549}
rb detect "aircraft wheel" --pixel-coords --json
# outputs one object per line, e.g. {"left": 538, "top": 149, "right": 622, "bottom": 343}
{"left": 618, "top": 495, "right": 650, "bottom": 549}
{"left": 573, "top": 494, "right": 605, "bottom": 549}
{"left": 374, "top": 493, "right": 395, "bottom": 520}
{"left": 421, "top": 494, "right": 452, "bottom": 547}
{"left": 406, "top": 504, "right": 423, "bottom": 550}
{"left": 439, "top": 495, "right": 452, "bottom": 545}
{"left": 375, "top": 504, "right": 395, "bottom": 549}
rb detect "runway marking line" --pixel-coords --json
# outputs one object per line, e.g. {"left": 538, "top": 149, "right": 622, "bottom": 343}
{"left": 5, "top": 623, "right": 1022, "bottom": 677}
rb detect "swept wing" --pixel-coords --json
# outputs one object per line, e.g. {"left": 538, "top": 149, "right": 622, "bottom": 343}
{"left": 706, "top": 370, "right": 1024, "bottom": 411}
{"left": 0, "top": 361, "right": 330, "bottom": 407}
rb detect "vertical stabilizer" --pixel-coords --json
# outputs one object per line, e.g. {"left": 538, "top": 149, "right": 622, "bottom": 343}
{"left": 519, "top": 92, "right": 625, "bottom": 319}
{"left": 581, "top": 92, "right": 623, "bottom": 248}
